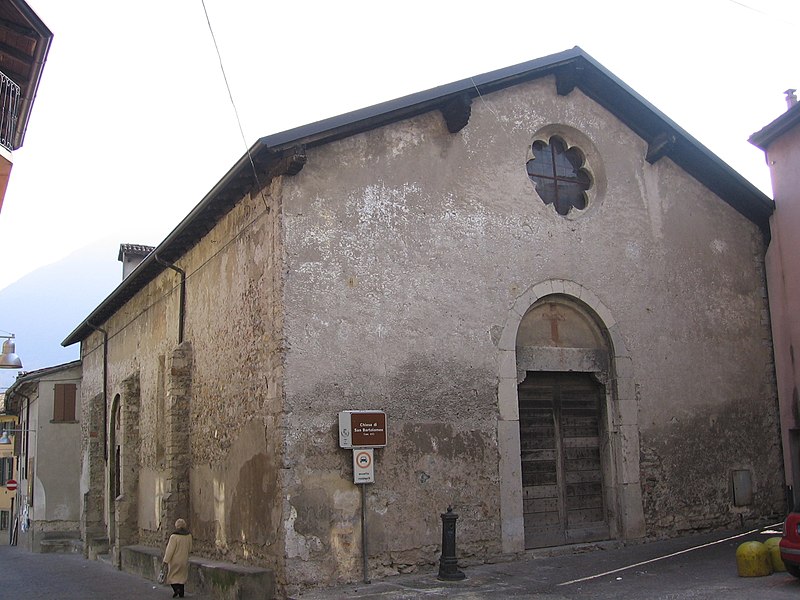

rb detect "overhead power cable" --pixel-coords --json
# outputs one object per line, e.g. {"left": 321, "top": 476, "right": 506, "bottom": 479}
{"left": 200, "top": 0, "right": 268, "bottom": 210}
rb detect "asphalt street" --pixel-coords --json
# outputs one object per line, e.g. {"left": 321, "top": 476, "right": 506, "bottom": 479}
{"left": 291, "top": 523, "right": 800, "bottom": 599}
{"left": 0, "top": 523, "right": 797, "bottom": 599}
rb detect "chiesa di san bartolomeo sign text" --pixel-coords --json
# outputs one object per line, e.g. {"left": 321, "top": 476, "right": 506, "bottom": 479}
{"left": 339, "top": 411, "right": 387, "bottom": 484}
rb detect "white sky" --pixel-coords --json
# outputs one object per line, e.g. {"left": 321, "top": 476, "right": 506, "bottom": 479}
{"left": 0, "top": 0, "right": 797, "bottom": 293}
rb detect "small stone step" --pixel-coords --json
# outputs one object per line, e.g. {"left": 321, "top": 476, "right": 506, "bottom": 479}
{"left": 40, "top": 538, "right": 82, "bottom": 554}
{"left": 87, "top": 536, "right": 110, "bottom": 559}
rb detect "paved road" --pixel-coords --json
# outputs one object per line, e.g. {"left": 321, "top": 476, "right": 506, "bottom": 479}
{"left": 291, "top": 523, "right": 800, "bottom": 599}
{"left": 1, "top": 524, "right": 798, "bottom": 599}
{"left": 0, "top": 546, "right": 212, "bottom": 600}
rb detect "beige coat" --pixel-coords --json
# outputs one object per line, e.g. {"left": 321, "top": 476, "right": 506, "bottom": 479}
{"left": 163, "top": 531, "right": 192, "bottom": 585}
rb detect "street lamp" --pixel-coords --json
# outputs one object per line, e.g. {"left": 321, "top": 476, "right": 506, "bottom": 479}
{"left": 0, "top": 429, "right": 33, "bottom": 445}
{"left": 0, "top": 334, "right": 22, "bottom": 369}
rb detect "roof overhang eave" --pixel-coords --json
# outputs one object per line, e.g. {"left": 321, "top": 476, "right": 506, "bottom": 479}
{"left": 749, "top": 103, "right": 800, "bottom": 151}
{"left": 9, "top": 0, "right": 53, "bottom": 150}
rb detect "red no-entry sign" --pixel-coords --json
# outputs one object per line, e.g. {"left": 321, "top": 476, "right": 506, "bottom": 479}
{"left": 6, "top": 479, "right": 17, "bottom": 491}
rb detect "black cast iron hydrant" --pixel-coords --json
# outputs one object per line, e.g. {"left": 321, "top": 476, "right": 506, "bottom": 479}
{"left": 437, "top": 505, "right": 465, "bottom": 581}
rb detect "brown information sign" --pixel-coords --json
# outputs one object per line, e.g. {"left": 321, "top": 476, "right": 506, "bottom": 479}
{"left": 339, "top": 411, "right": 387, "bottom": 448}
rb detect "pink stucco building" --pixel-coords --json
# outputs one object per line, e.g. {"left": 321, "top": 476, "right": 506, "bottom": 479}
{"left": 751, "top": 91, "right": 800, "bottom": 510}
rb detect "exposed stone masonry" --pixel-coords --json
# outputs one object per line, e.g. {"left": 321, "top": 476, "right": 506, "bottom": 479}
{"left": 114, "top": 373, "right": 141, "bottom": 564}
{"left": 161, "top": 342, "right": 192, "bottom": 540}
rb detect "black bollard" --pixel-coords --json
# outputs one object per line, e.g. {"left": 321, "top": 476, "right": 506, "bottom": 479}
{"left": 437, "top": 505, "right": 466, "bottom": 581}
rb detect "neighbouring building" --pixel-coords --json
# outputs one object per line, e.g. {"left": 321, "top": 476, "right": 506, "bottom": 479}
{"left": 63, "top": 48, "right": 784, "bottom": 597}
{"left": 750, "top": 90, "right": 800, "bottom": 510}
{"left": 0, "top": 0, "right": 52, "bottom": 216}
{"left": 0, "top": 411, "right": 18, "bottom": 545}
{"left": 4, "top": 360, "right": 82, "bottom": 552}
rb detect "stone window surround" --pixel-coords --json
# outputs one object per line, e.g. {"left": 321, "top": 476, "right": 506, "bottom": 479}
{"left": 496, "top": 278, "right": 644, "bottom": 552}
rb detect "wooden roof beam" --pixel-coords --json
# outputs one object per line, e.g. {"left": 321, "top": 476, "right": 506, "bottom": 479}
{"left": 646, "top": 131, "right": 677, "bottom": 164}
{"left": 0, "top": 39, "right": 34, "bottom": 66}
{"left": 440, "top": 93, "right": 472, "bottom": 133}
{"left": 0, "top": 16, "right": 37, "bottom": 39}
{"left": 266, "top": 146, "right": 307, "bottom": 179}
{"left": 555, "top": 62, "right": 585, "bottom": 96}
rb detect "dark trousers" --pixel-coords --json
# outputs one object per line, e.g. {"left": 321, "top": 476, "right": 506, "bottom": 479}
{"left": 171, "top": 583, "right": 184, "bottom": 597}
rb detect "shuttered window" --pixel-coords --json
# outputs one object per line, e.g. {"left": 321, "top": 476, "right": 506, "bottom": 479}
{"left": 53, "top": 383, "right": 77, "bottom": 422}
{"left": 0, "top": 457, "right": 13, "bottom": 485}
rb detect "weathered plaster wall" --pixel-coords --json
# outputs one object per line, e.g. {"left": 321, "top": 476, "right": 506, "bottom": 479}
{"left": 36, "top": 371, "right": 82, "bottom": 526}
{"left": 280, "top": 75, "right": 783, "bottom": 589}
{"left": 179, "top": 183, "right": 285, "bottom": 571}
{"left": 78, "top": 181, "right": 286, "bottom": 575}
{"left": 13, "top": 367, "right": 82, "bottom": 552}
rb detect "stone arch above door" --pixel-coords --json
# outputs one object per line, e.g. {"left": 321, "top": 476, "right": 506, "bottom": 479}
{"left": 496, "top": 279, "right": 644, "bottom": 553}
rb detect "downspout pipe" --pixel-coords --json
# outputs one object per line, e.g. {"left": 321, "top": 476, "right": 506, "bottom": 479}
{"left": 154, "top": 254, "right": 186, "bottom": 344}
{"left": 87, "top": 323, "right": 108, "bottom": 461}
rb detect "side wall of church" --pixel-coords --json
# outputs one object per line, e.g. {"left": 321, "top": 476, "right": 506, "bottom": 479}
{"left": 78, "top": 180, "right": 287, "bottom": 578}
{"left": 279, "top": 75, "right": 783, "bottom": 590}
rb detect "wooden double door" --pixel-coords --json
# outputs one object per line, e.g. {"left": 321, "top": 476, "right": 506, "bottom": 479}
{"left": 518, "top": 371, "right": 610, "bottom": 549}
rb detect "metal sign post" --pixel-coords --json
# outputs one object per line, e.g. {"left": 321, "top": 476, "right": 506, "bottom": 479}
{"left": 340, "top": 410, "right": 388, "bottom": 585}
{"left": 353, "top": 448, "right": 374, "bottom": 583}
{"left": 360, "top": 483, "right": 370, "bottom": 583}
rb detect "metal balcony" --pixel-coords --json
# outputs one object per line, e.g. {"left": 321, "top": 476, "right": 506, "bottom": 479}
{"left": 0, "top": 71, "right": 20, "bottom": 153}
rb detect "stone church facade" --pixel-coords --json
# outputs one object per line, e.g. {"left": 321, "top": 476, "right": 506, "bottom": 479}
{"left": 64, "top": 48, "right": 783, "bottom": 596}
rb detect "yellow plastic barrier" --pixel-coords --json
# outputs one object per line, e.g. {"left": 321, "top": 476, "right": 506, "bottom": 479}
{"left": 763, "top": 536, "right": 786, "bottom": 572}
{"left": 736, "top": 541, "right": 773, "bottom": 577}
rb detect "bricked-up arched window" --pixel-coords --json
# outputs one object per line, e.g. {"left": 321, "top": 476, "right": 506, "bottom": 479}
{"left": 526, "top": 137, "right": 591, "bottom": 216}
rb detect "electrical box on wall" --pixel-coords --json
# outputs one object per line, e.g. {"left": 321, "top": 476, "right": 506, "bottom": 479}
{"left": 732, "top": 469, "right": 753, "bottom": 506}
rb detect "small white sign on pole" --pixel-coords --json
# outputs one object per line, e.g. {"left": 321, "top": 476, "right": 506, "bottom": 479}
{"left": 352, "top": 448, "right": 375, "bottom": 484}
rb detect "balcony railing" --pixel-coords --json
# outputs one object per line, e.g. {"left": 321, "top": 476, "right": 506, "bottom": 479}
{"left": 0, "top": 71, "right": 20, "bottom": 152}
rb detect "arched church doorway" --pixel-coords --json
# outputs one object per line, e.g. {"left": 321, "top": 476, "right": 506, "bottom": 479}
{"left": 498, "top": 281, "right": 645, "bottom": 554}
{"left": 516, "top": 294, "right": 612, "bottom": 549}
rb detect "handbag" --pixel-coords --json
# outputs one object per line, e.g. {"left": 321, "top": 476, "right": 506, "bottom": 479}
{"left": 158, "top": 563, "right": 168, "bottom": 584}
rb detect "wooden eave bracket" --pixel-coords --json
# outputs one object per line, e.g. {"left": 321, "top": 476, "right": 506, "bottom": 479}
{"left": 440, "top": 93, "right": 472, "bottom": 133}
{"left": 555, "top": 63, "right": 585, "bottom": 96}
{"left": 267, "top": 145, "right": 307, "bottom": 178}
{"left": 646, "top": 132, "right": 677, "bottom": 164}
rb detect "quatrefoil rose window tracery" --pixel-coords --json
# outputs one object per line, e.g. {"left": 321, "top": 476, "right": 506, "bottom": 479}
{"left": 526, "top": 136, "right": 592, "bottom": 216}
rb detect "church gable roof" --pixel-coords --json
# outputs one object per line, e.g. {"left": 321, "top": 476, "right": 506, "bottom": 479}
{"left": 63, "top": 47, "right": 773, "bottom": 346}
{"left": 255, "top": 46, "right": 772, "bottom": 229}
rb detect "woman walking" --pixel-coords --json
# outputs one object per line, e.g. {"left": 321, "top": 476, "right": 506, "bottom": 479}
{"left": 163, "top": 518, "right": 192, "bottom": 598}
